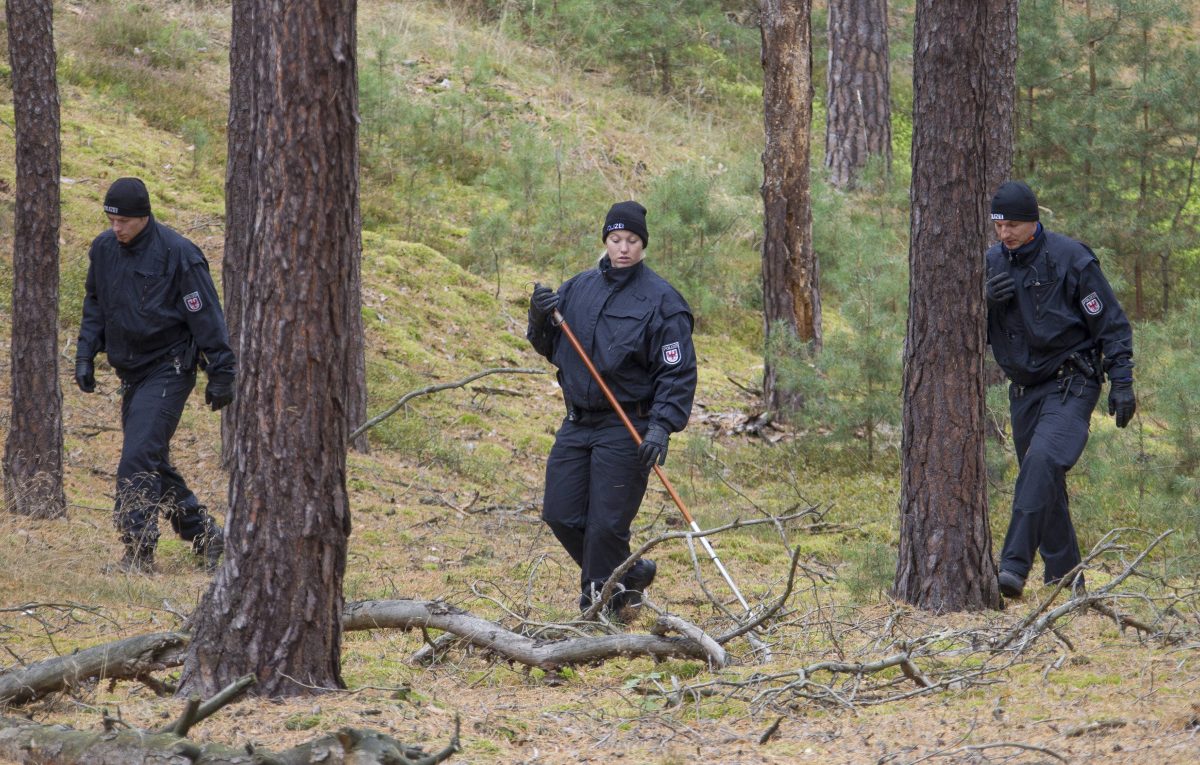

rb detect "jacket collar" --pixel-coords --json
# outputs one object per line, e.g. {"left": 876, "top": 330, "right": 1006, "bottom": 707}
{"left": 1004, "top": 223, "right": 1045, "bottom": 265}
{"left": 120, "top": 215, "right": 156, "bottom": 254}
{"left": 599, "top": 255, "right": 644, "bottom": 286}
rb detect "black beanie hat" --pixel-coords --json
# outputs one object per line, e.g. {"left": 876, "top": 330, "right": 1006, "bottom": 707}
{"left": 602, "top": 201, "right": 649, "bottom": 248}
{"left": 103, "top": 177, "right": 152, "bottom": 218}
{"left": 990, "top": 180, "right": 1039, "bottom": 222}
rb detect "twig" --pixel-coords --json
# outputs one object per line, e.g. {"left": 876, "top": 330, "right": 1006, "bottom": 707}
{"left": 349, "top": 367, "right": 545, "bottom": 441}
{"left": 644, "top": 597, "right": 728, "bottom": 669}
{"left": 156, "top": 674, "right": 255, "bottom": 735}
{"left": 581, "top": 508, "right": 818, "bottom": 621}
{"left": 757, "top": 716, "right": 783, "bottom": 744}
{"left": 906, "top": 740, "right": 1067, "bottom": 764}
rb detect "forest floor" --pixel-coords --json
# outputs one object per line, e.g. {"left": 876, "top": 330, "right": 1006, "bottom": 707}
{"left": 1, "top": 347, "right": 1198, "bottom": 764}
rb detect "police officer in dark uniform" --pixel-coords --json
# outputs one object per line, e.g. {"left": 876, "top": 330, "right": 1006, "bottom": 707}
{"left": 527, "top": 201, "right": 697, "bottom": 616}
{"left": 76, "top": 177, "right": 236, "bottom": 573}
{"left": 985, "top": 180, "right": 1136, "bottom": 598}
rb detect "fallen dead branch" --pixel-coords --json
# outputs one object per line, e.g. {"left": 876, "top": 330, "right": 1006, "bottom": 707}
{"left": 1, "top": 597, "right": 726, "bottom": 707}
{"left": 343, "top": 599, "right": 713, "bottom": 669}
{"left": 580, "top": 508, "right": 820, "bottom": 625}
{"left": 0, "top": 631, "right": 188, "bottom": 705}
{"left": 992, "top": 529, "right": 1174, "bottom": 654}
{"left": 349, "top": 367, "right": 545, "bottom": 441}
{"left": 0, "top": 712, "right": 461, "bottom": 765}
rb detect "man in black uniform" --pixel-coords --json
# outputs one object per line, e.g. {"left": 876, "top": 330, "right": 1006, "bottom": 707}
{"left": 985, "top": 180, "right": 1136, "bottom": 598}
{"left": 76, "top": 177, "right": 236, "bottom": 573}
{"left": 528, "top": 201, "right": 697, "bottom": 617}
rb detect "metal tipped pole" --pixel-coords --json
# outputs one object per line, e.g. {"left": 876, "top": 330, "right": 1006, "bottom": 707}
{"left": 551, "top": 308, "right": 752, "bottom": 612}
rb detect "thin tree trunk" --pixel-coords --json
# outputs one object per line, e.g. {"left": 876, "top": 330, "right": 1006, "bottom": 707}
{"left": 180, "top": 0, "right": 360, "bottom": 698}
{"left": 895, "top": 0, "right": 1012, "bottom": 612}
{"left": 760, "top": 0, "right": 820, "bottom": 417}
{"left": 4, "top": 0, "right": 65, "bottom": 519}
{"left": 824, "top": 0, "right": 892, "bottom": 189}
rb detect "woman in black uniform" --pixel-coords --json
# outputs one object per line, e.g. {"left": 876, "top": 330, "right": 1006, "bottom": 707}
{"left": 527, "top": 201, "right": 698, "bottom": 615}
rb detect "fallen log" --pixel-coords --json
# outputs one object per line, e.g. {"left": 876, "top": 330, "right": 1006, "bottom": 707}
{"left": 1, "top": 600, "right": 716, "bottom": 707}
{"left": 0, "top": 631, "right": 188, "bottom": 705}
{"left": 0, "top": 713, "right": 460, "bottom": 765}
{"left": 343, "top": 599, "right": 713, "bottom": 669}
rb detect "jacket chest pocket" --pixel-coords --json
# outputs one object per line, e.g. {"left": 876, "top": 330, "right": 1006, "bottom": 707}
{"left": 1023, "top": 275, "right": 1059, "bottom": 322}
{"left": 134, "top": 269, "right": 171, "bottom": 312}
{"left": 601, "top": 304, "right": 650, "bottom": 359}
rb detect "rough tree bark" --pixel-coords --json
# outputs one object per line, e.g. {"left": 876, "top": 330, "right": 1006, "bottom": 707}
{"left": 4, "top": 0, "right": 65, "bottom": 519}
{"left": 179, "top": 0, "right": 361, "bottom": 697}
{"left": 982, "top": 0, "right": 1019, "bottom": 232}
{"left": 894, "top": 0, "right": 1017, "bottom": 612}
{"left": 218, "top": 0, "right": 253, "bottom": 468}
{"left": 760, "top": 0, "right": 821, "bottom": 416}
{"left": 824, "top": 0, "right": 892, "bottom": 190}
{"left": 219, "top": 1, "right": 368, "bottom": 460}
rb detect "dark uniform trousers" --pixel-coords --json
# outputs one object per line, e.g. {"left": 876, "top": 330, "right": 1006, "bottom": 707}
{"left": 999, "top": 374, "right": 1100, "bottom": 584}
{"left": 116, "top": 360, "right": 219, "bottom": 552}
{"left": 541, "top": 413, "right": 651, "bottom": 599}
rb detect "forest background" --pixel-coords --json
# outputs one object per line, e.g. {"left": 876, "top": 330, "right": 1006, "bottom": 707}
{"left": 1, "top": 0, "right": 1200, "bottom": 763}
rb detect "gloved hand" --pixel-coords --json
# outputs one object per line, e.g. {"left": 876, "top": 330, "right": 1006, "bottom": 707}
{"left": 1108, "top": 377, "right": 1136, "bottom": 428}
{"left": 985, "top": 271, "right": 1015, "bottom": 306}
{"left": 75, "top": 359, "right": 96, "bottom": 393}
{"left": 205, "top": 377, "right": 235, "bottom": 411}
{"left": 529, "top": 283, "right": 560, "bottom": 324}
{"left": 638, "top": 423, "right": 670, "bottom": 467}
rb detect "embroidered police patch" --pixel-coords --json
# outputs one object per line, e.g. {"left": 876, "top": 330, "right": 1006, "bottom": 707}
{"left": 662, "top": 341, "right": 681, "bottom": 365}
{"left": 184, "top": 292, "right": 203, "bottom": 312}
{"left": 1081, "top": 292, "right": 1103, "bottom": 316}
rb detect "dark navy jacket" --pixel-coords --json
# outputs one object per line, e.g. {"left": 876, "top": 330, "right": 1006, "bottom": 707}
{"left": 986, "top": 226, "right": 1133, "bottom": 386}
{"left": 527, "top": 257, "right": 697, "bottom": 433}
{"left": 78, "top": 217, "right": 235, "bottom": 383}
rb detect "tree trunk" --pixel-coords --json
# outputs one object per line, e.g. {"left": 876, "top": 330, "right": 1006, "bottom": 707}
{"left": 4, "top": 0, "right": 65, "bottom": 519}
{"left": 894, "top": 0, "right": 1014, "bottom": 612}
{"left": 218, "top": 0, "right": 254, "bottom": 468}
{"left": 180, "top": 0, "right": 361, "bottom": 698}
{"left": 824, "top": 0, "right": 891, "bottom": 190}
{"left": 982, "top": 0, "right": 1018, "bottom": 226}
{"left": 760, "top": 0, "right": 820, "bottom": 417}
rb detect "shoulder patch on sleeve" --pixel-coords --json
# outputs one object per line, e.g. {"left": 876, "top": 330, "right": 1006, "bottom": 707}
{"left": 662, "top": 341, "right": 682, "bottom": 365}
{"left": 184, "top": 291, "right": 204, "bottom": 312}
{"left": 1081, "top": 291, "right": 1103, "bottom": 316}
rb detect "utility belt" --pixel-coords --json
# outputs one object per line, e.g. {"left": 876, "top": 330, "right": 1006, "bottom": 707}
{"left": 566, "top": 399, "right": 651, "bottom": 426}
{"left": 115, "top": 340, "right": 198, "bottom": 392}
{"left": 1012, "top": 349, "right": 1101, "bottom": 400}
{"left": 1054, "top": 348, "right": 1102, "bottom": 383}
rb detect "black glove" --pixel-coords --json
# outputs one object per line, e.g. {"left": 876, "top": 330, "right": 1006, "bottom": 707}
{"left": 205, "top": 377, "right": 235, "bottom": 411}
{"left": 1108, "top": 377, "right": 1136, "bottom": 428}
{"left": 985, "top": 272, "right": 1015, "bottom": 306}
{"left": 529, "top": 283, "right": 560, "bottom": 324}
{"left": 638, "top": 423, "right": 670, "bottom": 467}
{"left": 75, "top": 359, "right": 96, "bottom": 393}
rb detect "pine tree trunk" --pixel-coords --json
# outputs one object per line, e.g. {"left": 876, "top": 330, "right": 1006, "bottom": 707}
{"left": 4, "top": 0, "right": 65, "bottom": 519}
{"left": 760, "top": 0, "right": 820, "bottom": 416}
{"left": 824, "top": 0, "right": 891, "bottom": 190}
{"left": 219, "top": 0, "right": 254, "bottom": 468}
{"left": 180, "top": 0, "right": 360, "bottom": 697}
{"left": 894, "top": 0, "right": 1014, "bottom": 612}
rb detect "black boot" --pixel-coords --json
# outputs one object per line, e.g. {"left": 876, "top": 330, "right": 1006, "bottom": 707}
{"left": 193, "top": 528, "right": 225, "bottom": 571}
{"left": 118, "top": 546, "right": 156, "bottom": 574}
